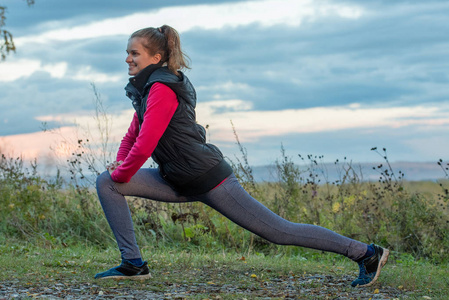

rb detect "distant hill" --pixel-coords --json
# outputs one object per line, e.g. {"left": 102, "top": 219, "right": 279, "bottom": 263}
{"left": 251, "top": 161, "right": 446, "bottom": 183}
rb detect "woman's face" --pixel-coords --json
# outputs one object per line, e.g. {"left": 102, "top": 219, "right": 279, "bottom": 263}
{"left": 126, "top": 37, "right": 161, "bottom": 76}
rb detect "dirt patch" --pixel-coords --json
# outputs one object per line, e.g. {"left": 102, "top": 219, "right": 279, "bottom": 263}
{"left": 1, "top": 274, "right": 407, "bottom": 299}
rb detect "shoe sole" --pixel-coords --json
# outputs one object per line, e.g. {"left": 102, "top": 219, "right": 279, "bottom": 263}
{"left": 97, "top": 273, "right": 152, "bottom": 280}
{"left": 362, "top": 248, "right": 390, "bottom": 287}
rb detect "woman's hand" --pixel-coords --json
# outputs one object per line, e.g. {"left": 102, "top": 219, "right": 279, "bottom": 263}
{"left": 107, "top": 160, "right": 123, "bottom": 176}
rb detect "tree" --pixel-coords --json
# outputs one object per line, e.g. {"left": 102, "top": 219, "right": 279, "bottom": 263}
{"left": 0, "top": 0, "right": 35, "bottom": 60}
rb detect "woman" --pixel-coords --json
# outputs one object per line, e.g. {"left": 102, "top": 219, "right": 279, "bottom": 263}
{"left": 95, "top": 25, "right": 389, "bottom": 287}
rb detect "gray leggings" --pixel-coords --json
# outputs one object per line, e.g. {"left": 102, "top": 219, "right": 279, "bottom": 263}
{"left": 96, "top": 169, "right": 368, "bottom": 261}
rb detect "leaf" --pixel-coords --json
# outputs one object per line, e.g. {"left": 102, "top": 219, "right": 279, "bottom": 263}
{"left": 184, "top": 227, "right": 194, "bottom": 238}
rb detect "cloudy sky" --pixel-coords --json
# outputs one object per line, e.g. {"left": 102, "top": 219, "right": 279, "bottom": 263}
{"left": 0, "top": 0, "right": 448, "bottom": 169}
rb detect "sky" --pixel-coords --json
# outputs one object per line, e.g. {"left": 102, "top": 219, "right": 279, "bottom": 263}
{"left": 0, "top": 0, "right": 448, "bottom": 172}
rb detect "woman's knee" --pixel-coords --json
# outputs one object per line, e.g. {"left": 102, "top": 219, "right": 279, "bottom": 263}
{"left": 96, "top": 171, "right": 113, "bottom": 190}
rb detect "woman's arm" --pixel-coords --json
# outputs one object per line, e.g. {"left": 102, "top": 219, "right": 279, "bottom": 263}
{"left": 110, "top": 83, "right": 179, "bottom": 182}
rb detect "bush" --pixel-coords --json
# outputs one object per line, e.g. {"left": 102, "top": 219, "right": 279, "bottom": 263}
{"left": 2, "top": 144, "right": 449, "bottom": 262}
{"left": 0, "top": 154, "right": 113, "bottom": 248}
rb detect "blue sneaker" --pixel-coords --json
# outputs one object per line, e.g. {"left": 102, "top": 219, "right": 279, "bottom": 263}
{"left": 351, "top": 244, "right": 389, "bottom": 287}
{"left": 95, "top": 259, "right": 151, "bottom": 280}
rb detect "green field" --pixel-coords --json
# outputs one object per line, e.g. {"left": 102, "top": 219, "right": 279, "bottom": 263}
{"left": 1, "top": 149, "right": 449, "bottom": 298}
{"left": 1, "top": 243, "right": 448, "bottom": 299}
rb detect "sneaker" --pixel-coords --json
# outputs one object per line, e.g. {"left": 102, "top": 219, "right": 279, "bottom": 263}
{"left": 95, "top": 259, "right": 151, "bottom": 280}
{"left": 351, "top": 244, "right": 389, "bottom": 287}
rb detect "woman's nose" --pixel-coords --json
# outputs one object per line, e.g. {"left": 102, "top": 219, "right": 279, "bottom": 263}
{"left": 125, "top": 55, "right": 132, "bottom": 63}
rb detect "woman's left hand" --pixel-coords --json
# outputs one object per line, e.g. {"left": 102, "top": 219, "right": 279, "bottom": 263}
{"left": 107, "top": 160, "right": 123, "bottom": 175}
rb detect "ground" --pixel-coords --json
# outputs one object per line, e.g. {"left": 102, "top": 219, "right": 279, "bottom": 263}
{"left": 1, "top": 273, "right": 406, "bottom": 299}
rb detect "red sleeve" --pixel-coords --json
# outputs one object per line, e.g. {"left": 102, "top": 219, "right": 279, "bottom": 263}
{"left": 111, "top": 83, "right": 179, "bottom": 183}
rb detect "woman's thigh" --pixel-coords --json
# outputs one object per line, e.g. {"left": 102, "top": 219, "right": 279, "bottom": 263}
{"left": 198, "top": 174, "right": 287, "bottom": 238}
{"left": 98, "top": 168, "right": 192, "bottom": 203}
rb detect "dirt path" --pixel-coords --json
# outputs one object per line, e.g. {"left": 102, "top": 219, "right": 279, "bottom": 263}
{"left": 1, "top": 274, "right": 407, "bottom": 299}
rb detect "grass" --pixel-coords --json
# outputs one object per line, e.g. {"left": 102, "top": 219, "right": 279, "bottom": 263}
{"left": 2, "top": 130, "right": 449, "bottom": 298}
{"left": 1, "top": 242, "right": 448, "bottom": 299}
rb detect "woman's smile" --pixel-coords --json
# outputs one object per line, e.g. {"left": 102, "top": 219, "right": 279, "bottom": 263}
{"left": 125, "top": 37, "right": 159, "bottom": 76}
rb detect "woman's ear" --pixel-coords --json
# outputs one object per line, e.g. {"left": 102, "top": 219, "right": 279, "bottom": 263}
{"left": 151, "top": 53, "right": 162, "bottom": 64}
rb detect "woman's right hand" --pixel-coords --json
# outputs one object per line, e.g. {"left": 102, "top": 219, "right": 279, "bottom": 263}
{"left": 107, "top": 160, "right": 123, "bottom": 175}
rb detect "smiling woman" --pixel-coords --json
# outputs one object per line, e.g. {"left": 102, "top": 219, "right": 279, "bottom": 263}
{"left": 93, "top": 24, "right": 389, "bottom": 288}
{"left": 126, "top": 38, "right": 158, "bottom": 76}
{"left": 126, "top": 26, "right": 190, "bottom": 76}
{"left": 3, "top": 3, "right": 449, "bottom": 287}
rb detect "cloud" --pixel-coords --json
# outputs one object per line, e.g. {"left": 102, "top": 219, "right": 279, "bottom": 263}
{"left": 3, "top": 100, "right": 448, "bottom": 166}
{"left": 0, "top": 128, "right": 70, "bottom": 160}
{"left": 195, "top": 101, "right": 449, "bottom": 142}
{"left": 15, "top": 0, "right": 364, "bottom": 46}
{"left": 71, "top": 66, "right": 122, "bottom": 83}
{"left": 184, "top": 3, "right": 449, "bottom": 110}
{"left": 0, "top": 59, "right": 123, "bottom": 83}
{"left": 1, "top": 112, "right": 128, "bottom": 161}
{"left": 2, "top": 0, "right": 448, "bottom": 166}
{"left": 5, "top": 0, "right": 251, "bottom": 35}
{"left": 0, "top": 59, "right": 67, "bottom": 82}
{"left": 35, "top": 101, "right": 449, "bottom": 143}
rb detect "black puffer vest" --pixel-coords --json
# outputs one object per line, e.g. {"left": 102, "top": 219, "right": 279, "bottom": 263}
{"left": 124, "top": 67, "right": 233, "bottom": 196}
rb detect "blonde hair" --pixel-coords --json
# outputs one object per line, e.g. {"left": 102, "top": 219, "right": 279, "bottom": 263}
{"left": 130, "top": 25, "right": 190, "bottom": 75}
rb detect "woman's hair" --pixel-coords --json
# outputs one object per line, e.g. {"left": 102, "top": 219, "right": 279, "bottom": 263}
{"left": 130, "top": 25, "right": 190, "bottom": 75}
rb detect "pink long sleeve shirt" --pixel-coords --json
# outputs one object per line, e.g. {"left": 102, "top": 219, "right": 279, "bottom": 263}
{"left": 110, "top": 82, "right": 179, "bottom": 183}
